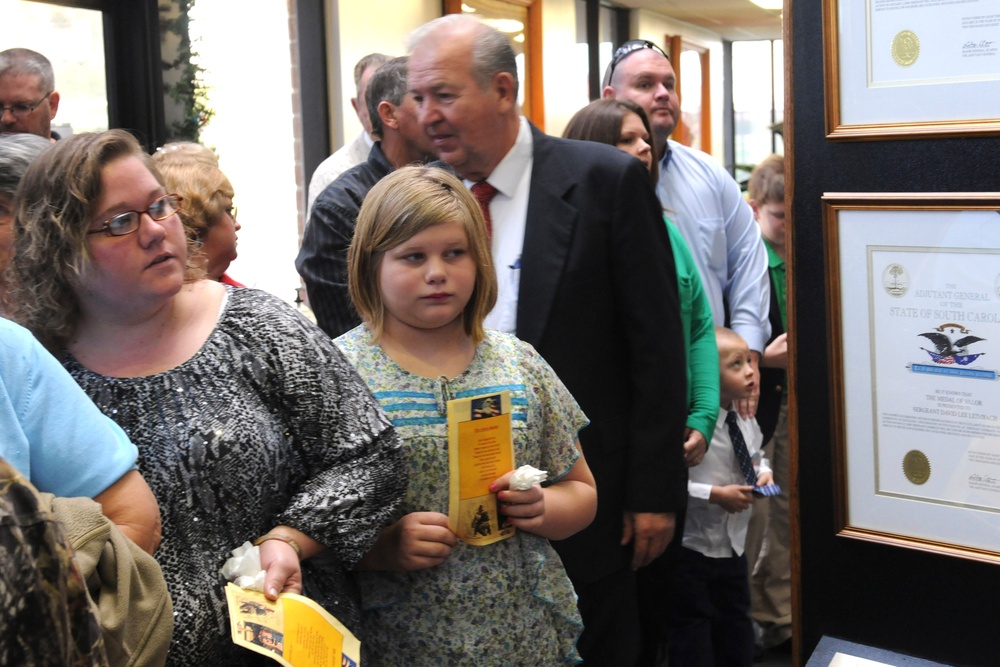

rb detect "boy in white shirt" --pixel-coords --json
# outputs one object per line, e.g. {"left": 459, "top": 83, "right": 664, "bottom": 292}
{"left": 667, "top": 326, "right": 774, "bottom": 666}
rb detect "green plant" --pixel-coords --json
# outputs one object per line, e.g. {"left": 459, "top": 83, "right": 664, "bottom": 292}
{"left": 160, "top": 0, "right": 214, "bottom": 141}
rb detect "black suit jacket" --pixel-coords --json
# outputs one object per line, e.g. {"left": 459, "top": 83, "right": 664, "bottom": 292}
{"left": 515, "top": 127, "right": 688, "bottom": 582}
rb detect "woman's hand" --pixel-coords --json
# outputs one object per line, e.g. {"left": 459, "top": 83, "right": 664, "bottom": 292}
{"left": 259, "top": 539, "right": 303, "bottom": 601}
{"left": 356, "top": 512, "right": 457, "bottom": 572}
{"left": 256, "top": 525, "right": 324, "bottom": 600}
{"left": 682, "top": 428, "right": 707, "bottom": 468}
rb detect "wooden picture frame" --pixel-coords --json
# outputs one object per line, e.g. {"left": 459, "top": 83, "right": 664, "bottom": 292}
{"left": 822, "top": 0, "right": 1000, "bottom": 140}
{"left": 444, "top": 0, "right": 544, "bottom": 131}
{"left": 824, "top": 193, "right": 1000, "bottom": 563}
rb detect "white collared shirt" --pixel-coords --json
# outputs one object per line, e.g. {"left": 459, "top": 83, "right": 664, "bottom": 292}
{"left": 684, "top": 407, "right": 770, "bottom": 558}
{"left": 466, "top": 116, "right": 534, "bottom": 334}
{"left": 306, "top": 131, "right": 374, "bottom": 216}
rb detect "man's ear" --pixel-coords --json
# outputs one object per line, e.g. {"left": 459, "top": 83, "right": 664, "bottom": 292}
{"left": 47, "top": 90, "right": 60, "bottom": 119}
{"left": 493, "top": 72, "right": 517, "bottom": 108}
{"left": 378, "top": 100, "right": 398, "bottom": 130}
{"left": 350, "top": 96, "right": 360, "bottom": 116}
{"left": 601, "top": 86, "right": 616, "bottom": 100}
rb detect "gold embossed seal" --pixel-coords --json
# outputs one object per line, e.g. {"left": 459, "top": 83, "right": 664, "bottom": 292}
{"left": 892, "top": 30, "right": 920, "bottom": 67}
{"left": 903, "top": 450, "right": 931, "bottom": 485}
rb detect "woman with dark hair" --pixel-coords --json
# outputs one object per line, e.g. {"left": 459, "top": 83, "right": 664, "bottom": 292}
{"left": 9, "top": 128, "right": 405, "bottom": 666}
{"left": 565, "top": 98, "right": 718, "bottom": 473}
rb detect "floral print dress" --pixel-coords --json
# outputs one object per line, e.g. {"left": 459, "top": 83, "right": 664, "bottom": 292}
{"left": 336, "top": 327, "right": 588, "bottom": 666}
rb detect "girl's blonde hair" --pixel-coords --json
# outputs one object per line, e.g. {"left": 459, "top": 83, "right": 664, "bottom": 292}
{"left": 347, "top": 166, "right": 497, "bottom": 343}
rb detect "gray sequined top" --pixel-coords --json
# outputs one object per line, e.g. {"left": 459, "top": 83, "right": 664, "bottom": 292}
{"left": 65, "top": 286, "right": 404, "bottom": 666}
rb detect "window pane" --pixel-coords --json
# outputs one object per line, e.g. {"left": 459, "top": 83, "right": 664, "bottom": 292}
{"left": 0, "top": 0, "right": 108, "bottom": 135}
{"left": 680, "top": 49, "right": 703, "bottom": 151}
{"left": 461, "top": 1, "right": 530, "bottom": 110}
{"left": 732, "top": 39, "right": 779, "bottom": 185}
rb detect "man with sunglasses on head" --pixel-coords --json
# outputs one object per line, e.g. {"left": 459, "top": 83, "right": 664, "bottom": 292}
{"left": 603, "top": 39, "right": 771, "bottom": 665}
{"left": 603, "top": 40, "right": 770, "bottom": 411}
{"left": 0, "top": 48, "right": 60, "bottom": 141}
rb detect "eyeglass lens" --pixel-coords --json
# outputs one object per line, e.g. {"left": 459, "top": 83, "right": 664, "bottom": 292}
{"left": 104, "top": 194, "right": 180, "bottom": 236}
{"left": 1, "top": 92, "right": 50, "bottom": 118}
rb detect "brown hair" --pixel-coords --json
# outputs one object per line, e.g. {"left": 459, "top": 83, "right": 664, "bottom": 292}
{"left": 747, "top": 154, "right": 784, "bottom": 206}
{"left": 9, "top": 129, "right": 201, "bottom": 347}
{"left": 563, "top": 98, "right": 659, "bottom": 184}
{"left": 347, "top": 165, "right": 497, "bottom": 343}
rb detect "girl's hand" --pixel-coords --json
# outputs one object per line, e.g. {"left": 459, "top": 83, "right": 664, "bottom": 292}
{"left": 491, "top": 472, "right": 546, "bottom": 532}
{"left": 710, "top": 484, "right": 754, "bottom": 514}
{"left": 357, "top": 512, "right": 457, "bottom": 572}
{"left": 489, "top": 449, "right": 597, "bottom": 541}
{"left": 259, "top": 539, "right": 303, "bottom": 601}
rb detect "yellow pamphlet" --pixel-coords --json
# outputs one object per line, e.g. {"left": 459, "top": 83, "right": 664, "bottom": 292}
{"left": 447, "top": 390, "right": 516, "bottom": 545}
{"left": 225, "top": 583, "right": 361, "bottom": 666}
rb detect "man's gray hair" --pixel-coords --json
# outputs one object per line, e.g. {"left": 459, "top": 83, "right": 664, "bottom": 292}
{"left": 408, "top": 15, "right": 519, "bottom": 98}
{"left": 0, "top": 48, "right": 55, "bottom": 92}
{"left": 353, "top": 53, "right": 392, "bottom": 93}
{"left": 0, "top": 132, "right": 51, "bottom": 199}
{"left": 366, "top": 57, "right": 410, "bottom": 139}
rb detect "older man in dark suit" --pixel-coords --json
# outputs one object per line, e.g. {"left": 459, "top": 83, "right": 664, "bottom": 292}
{"left": 408, "top": 16, "right": 688, "bottom": 665}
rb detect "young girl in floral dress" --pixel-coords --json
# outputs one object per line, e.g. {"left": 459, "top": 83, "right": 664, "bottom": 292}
{"left": 335, "top": 166, "right": 597, "bottom": 666}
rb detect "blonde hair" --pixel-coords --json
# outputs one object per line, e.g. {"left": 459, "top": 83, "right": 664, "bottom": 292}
{"left": 10, "top": 129, "right": 201, "bottom": 348}
{"left": 152, "top": 142, "right": 235, "bottom": 240}
{"left": 347, "top": 166, "right": 497, "bottom": 343}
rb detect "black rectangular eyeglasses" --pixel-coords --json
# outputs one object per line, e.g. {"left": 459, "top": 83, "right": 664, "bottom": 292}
{"left": 87, "top": 194, "right": 183, "bottom": 237}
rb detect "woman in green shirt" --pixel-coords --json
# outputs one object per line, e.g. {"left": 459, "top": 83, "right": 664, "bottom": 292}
{"left": 564, "top": 98, "right": 719, "bottom": 463}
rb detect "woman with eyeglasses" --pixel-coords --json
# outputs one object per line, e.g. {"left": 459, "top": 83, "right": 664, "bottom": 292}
{"left": 8, "top": 129, "right": 406, "bottom": 666}
{"left": 152, "top": 142, "right": 244, "bottom": 286}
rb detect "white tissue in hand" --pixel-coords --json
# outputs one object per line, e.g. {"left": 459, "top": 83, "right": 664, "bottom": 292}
{"left": 220, "top": 541, "right": 265, "bottom": 592}
{"left": 510, "top": 465, "right": 548, "bottom": 490}
{"left": 234, "top": 571, "right": 267, "bottom": 592}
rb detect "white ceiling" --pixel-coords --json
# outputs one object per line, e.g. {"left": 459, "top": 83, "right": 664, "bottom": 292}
{"left": 618, "top": 0, "right": 783, "bottom": 41}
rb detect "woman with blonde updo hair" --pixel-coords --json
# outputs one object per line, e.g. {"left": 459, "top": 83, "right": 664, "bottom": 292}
{"left": 152, "top": 141, "right": 243, "bottom": 285}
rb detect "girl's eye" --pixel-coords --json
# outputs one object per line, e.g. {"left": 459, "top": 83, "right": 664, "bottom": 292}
{"left": 445, "top": 248, "right": 467, "bottom": 259}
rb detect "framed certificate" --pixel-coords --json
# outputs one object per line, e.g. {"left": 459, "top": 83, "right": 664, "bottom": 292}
{"left": 824, "top": 193, "right": 1000, "bottom": 562}
{"left": 823, "top": 0, "right": 1000, "bottom": 140}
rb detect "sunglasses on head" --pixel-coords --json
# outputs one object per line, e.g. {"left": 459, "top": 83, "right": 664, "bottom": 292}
{"left": 602, "top": 39, "right": 670, "bottom": 88}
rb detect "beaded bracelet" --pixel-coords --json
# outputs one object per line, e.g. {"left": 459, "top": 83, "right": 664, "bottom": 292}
{"left": 253, "top": 532, "right": 302, "bottom": 558}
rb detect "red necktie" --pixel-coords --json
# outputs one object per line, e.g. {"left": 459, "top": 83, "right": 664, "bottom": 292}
{"left": 470, "top": 180, "right": 499, "bottom": 243}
